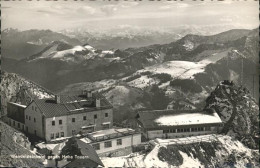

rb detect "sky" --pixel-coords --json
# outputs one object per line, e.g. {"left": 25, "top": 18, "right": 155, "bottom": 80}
{"left": 2, "top": 0, "right": 259, "bottom": 31}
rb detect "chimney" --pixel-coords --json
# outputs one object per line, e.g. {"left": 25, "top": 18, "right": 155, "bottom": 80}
{"left": 87, "top": 91, "right": 92, "bottom": 98}
{"left": 55, "top": 95, "right": 61, "bottom": 104}
{"left": 96, "top": 99, "right": 101, "bottom": 108}
{"left": 83, "top": 90, "right": 92, "bottom": 98}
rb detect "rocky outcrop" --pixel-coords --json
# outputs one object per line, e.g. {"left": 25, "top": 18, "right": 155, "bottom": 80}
{"left": 204, "top": 80, "right": 259, "bottom": 149}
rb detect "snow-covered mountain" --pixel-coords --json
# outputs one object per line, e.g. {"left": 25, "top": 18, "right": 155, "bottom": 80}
{"left": 60, "top": 25, "right": 242, "bottom": 50}
{"left": 24, "top": 41, "right": 116, "bottom": 64}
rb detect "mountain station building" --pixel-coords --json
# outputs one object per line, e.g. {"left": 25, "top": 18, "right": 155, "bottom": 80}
{"left": 136, "top": 109, "right": 223, "bottom": 139}
{"left": 6, "top": 90, "right": 113, "bottom": 142}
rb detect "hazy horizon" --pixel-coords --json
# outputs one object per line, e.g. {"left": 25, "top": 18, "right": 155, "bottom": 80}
{"left": 2, "top": 0, "right": 259, "bottom": 32}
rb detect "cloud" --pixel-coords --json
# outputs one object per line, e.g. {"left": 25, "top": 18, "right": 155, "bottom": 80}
{"left": 77, "top": 6, "right": 97, "bottom": 15}
{"left": 160, "top": 2, "right": 190, "bottom": 10}
{"left": 100, "top": 2, "right": 138, "bottom": 16}
{"left": 100, "top": 5, "right": 118, "bottom": 16}
{"left": 120, "top": 1, "right": 139, "bottom": 8}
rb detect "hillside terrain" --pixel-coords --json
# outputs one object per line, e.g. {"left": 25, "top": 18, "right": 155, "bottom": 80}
{"left": 0, "top": 27, "right": 258, "bottom": 167}
{"left": 0, "top": 121, "right": 44, "bottom": 167}
{"left": 0, "top": 71, "right": 53, "bottom": 116}
{"left": 2, "top": 28, "right": 257, "bottom": 93}
{"left": 101, "top": 135, "right": 259, "bottom": 167}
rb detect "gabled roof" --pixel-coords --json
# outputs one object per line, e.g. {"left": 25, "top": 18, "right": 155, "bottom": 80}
{"left": 60, "top": 137, "right": 104, "bottom": 167}
{"left": 32, "top": 92, "right": 113, "bottom": 118}
{"left": 136, "top": 109, "right": 222, "bottom": 130}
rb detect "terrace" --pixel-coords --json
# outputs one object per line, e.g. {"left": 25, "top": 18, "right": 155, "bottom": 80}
{"left": 83, "top": 128, "right": 140, "bottom": 143}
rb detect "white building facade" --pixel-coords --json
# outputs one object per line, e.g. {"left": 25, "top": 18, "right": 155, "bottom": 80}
{"left": 136, "top": 109, "right": 223, "bottom": 140}
{"left": 81, "top": 128, "right": 142, "bottom": 155}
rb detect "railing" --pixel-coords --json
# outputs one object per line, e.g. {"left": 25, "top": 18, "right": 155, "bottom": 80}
{"left": 153, "top": 134, "right": 224, "bottom": 146}
{"left": 87, "top": 130, "right": 140, "bottom": 143}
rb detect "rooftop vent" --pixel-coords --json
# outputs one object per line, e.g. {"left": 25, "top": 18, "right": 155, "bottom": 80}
{"left": 96, "top": 99, "right": 101, "bottom": 108}
{"left": 83, "top": 90, "right": 92, "bottom": 98}
{"left": 55, "top": 95, "right": 61, "bottom": 104}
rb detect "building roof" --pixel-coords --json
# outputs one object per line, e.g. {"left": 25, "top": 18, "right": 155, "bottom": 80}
{"left": 85, "top": 128, "right": 139, "bottom": 142}
{"left": 60, "top": 137, "right": 104, "bottom": 167}
{"left": 32, "top": 92, "right": 113, "bottom": 118}
{"left": 136, "top": 109, "right": 222, "bottom": 130}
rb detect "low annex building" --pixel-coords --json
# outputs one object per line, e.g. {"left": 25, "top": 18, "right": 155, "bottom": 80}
{"left": 80, "top": 128, "right": 141, "bottom": 155}
{"left": 136, "top": 109, "right": 223, "bottom": 139}
{"left": 6, "top": 90, "right": 113, "bottom": 142}
{"left": 46, "top": 137, "right": 104, "bottom": 167}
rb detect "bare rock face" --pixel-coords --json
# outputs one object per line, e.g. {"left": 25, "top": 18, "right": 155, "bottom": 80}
{"left": 204, "top": 80, "right": 259, "bottom": 149}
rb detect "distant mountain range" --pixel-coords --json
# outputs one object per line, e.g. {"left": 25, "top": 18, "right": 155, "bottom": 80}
{"left": 3, "top": 28, "right": 257, "bottom": 92}
{"left": 60, "top": 25, "right": 242, "bottom": 50}
{"left": 1, "top": 28, "right": 81, "bottom": 60}
{"left": 2, "top": 25, "right": 246, "bottom": 60}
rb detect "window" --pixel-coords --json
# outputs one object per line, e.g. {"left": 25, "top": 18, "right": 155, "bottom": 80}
{"left": 104, "top": 141, "right": 112, "bottom": 148}
{"left": 34, "top": 130, "right": 37, "bottom": 135}
{"left": 61, "top": 132, "right": 64, "bottom": 137}
{"left": 34, "top": 118, "right": 36, "bottom": 123}
{"left": 51, "top": 133, "right": 54, "bottom": 139}
{"left": 94, "top": 114, "right": 97, "bottom": 119}
{"left": 13, "top": 121, "right": 15, "bottom": 126}
{"left": 83, "top": 116, "right": 86, "bottom": 120}
{"left": 82, "top": 126, "right": 94, "bottom": 133}
{"left": 56, "top": 133, "right": 59, "bottom": 138}
{"left": 163, "top": 130, "right": 169, "bottom": 133}
{"left": 59, "top": 120, "right": 62, "bottom": 125}
{"left": 103, "top": 124, "right": 110, "bottom": 129}
{"left": 170, "top": 129, "right": 176, "bottom": 133}
{"left": 184, "top": 128, "right": 189, "bottom": 132}
{"left": 205, "top": 127, "right": 210, "bottom": 131}
{"left": 117, "top": 139, "right": 122, "bottom": 145}
{"left": 177, "top": 129, "right": 180, "bottom": 133}
{"left": 72, "top": 118, "right": 75, "bottom": 122}
{"left": 52, "top": 121, "right": 55, "bottom": 126}
{"left": 105, "top": 113, "right": 108, "bottom": 117}
{"left": 18, "top": 123, "right": 20, "bottom": 128}
{"left": 29, "top": 116, "right": 31, "bottom": 120}
{"left": 92, "top": 143, "right": 100, "bottom": 150}
{"left": 198, "top": 127, "right": 203, "bottom": 131}
{"left": 26, "top": 115, "right": 28, "bottom": 119}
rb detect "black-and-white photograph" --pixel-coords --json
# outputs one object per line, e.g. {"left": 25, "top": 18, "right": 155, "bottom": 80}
{"left": 0, "top": 0, "right": 259, "bottom": 167}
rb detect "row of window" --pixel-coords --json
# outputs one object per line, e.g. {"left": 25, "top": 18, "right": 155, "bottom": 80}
{"left": 50, "top": 132, "right": 65, "bottom": 139}
{"left": 10, "top": 119, "right": 24, "bottom": 129}
{"left": 163, "top": 127, "right": 210, "bottom": 133}
{"left": 25, "top": 115, "right": 36, "bottom": 123}
{"left": 31, "top": 105, "right": 37, "bottom": 112}
{"left": 52, "top": 120, "right": 62, "bottom": 126}
{"left": 92, "top": 139, "right": 122, "bottom": 150}
{"left": 51, "top": 113, "right": 109, "bottom": 125}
